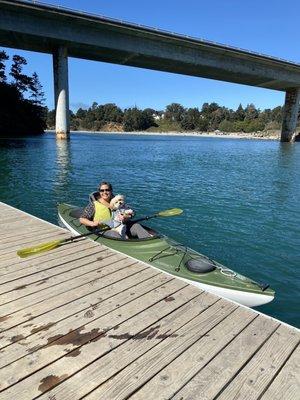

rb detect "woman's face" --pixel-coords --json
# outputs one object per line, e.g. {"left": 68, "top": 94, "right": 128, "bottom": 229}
{"left": 99, "top": 184, "right": 112, "bottom": 202}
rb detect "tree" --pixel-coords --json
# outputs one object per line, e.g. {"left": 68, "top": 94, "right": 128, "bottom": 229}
{"left": 180, "top": 108, "right": 201, "bottom": 130}
{"left": 243, "top": 119, "right": 264, "bottom": 133}
{"left": 233, "top": 120, "right": 245, "bottom": 132}
{"left": 0, "top": 50, "right": 9, "bottom": 82}
{"left": 234, "top": 104, "right": 245, "bottom": 121}
{"left": 91, "top": 101, "right": 98, "bottom": 110}
{"left": 9, "top": 55, "right": 33, "bottom": 93}
{"left": 219, "top": 119, "right": 234, "bottom": 132}
{"left": 44, "top": 97, "right": 287, "bottom": 135}
{"left": 258, "top": 108, "right": 272, "bottom": 125}
{"left": 201, "top": 102, "right": 220, "bottom": 116}
{"left": 76, "top": 107, "right": 87, "bottom": 119}
{"left": 244, "top": 103, "right": 259, "bottom": 120}
{"left": 29, "top": 72, "right": 45, "bottom": 105}
{"left": 0, "top": 53, "right": 46, "bottom": 136}
{"left": 165, "top": 103, "right": 185, "bottom": 122}
{"left": 271, "top": 106, "right": 283, "bottom": 124}
{"left": 197, "top": 117, "right": 209, "bottom": 131}
{"left": 143, "top": 108, "right": 156, "bottom": 119}
{"left": 46, "top": 109, "right": 56, "bottom": 128}
{"left": 101, "top": 103, "right": 123, "bottom": 123}
{"left": 209, "top": 107, "right": 229, "bottom": 130}
{"left": 123, "top": 107, "right": 154, "bottom": 131}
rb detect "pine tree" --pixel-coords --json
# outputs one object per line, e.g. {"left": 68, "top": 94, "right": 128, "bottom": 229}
{"left": 9, "top": 55, "right": 33, "bottom": 93}
{"left": 29, "top": 72, "right": 45, "bottom": 105}
{"left": 235, "top": 104, "right": 245, "bottom": 121}
{"left": 0, "top": 50, "right": 9, "bottom": 82}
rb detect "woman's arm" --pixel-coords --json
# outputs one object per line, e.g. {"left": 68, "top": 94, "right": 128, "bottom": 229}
{"left": 79, "top": 217, "right": 100, "bottom": 228}
{"left": 79, "top": 203, "right": 100, "bottom": 227}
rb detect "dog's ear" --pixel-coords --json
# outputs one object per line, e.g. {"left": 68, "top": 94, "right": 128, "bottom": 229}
{"left": 110, "top": 197, "right": 117, "bottom": 208}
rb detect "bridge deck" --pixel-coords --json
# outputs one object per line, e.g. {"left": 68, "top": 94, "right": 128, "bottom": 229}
{"left": 2, "top": 0, "right": 300, "bottom": 90}
{"left": 0, "top": 201, "right": 299, "bottom": 400}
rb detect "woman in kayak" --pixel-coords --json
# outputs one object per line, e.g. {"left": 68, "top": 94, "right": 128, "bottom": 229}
{"left": 79, "top": 181, "right": 151, "bottom": 239}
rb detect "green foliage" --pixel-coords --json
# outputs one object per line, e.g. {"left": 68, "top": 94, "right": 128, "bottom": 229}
{"left": 235, "top": 104, "right": 245, "bottom": 121}
{"left": 9, "top": 55, "right": 33, "bottom": 93}
{"left": 46, "top": 108, "right": 55, "bottom": 129}
{"left": 123, "top": 107, "right": 155, "bottom": 131}
{"left": 180, "top": 108, "right": 201, "bottom": 130}
{"left": 219, "top": 119, "right": 234, "bottom": 132}
{"left": 232, "top": 119, "right": 265, "bottom": 133}
{"left": 244, "top": 103, "right": 259, "bottom": 120}
{"left": 148, "top": 118, "right": 181, "bottom": 133}
{"left": 264, "top": 121, "right": 281, "bottom": 130}
{"left": 165, "top": 103, "right": 185, "bottom": 122}
{"left": 271, "top": 106, "right": 283, "bottom": 123}
{"left": 29, "top": 72, "right": 45, "bottom": 105}
{"left": 47, "top": 98, "right": 285, "bottom": 134}
{"left": 209, "top": 107, "right": 229, "bottom": 130}
{"left": 70, "top": 103, "right": 123, "bottom": 131}
{"left": 197, "top": 117, "right": 209, "bottom": 131}
{"left": 201, "top": 102, "right": 220, "bottom": 116}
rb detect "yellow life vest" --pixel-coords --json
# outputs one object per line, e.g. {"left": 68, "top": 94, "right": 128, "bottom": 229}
{"left": 93, "top": 201, "right": 111, "bottom": 223}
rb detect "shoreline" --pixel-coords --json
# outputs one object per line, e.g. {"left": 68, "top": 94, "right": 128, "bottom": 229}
{"left": 46, "top": 130, "right": 279, "bottom": 140}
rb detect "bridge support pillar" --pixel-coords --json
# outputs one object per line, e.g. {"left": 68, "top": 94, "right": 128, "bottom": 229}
{"left": 53, "top": 46, "right": 70, "bottom": 140}
{"left": 281, "top": 88, "right": 300, "bottom": 142}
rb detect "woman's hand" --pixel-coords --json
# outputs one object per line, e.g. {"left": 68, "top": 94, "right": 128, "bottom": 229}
{"left": 90, "top": 220, "right": 102, "bottom": 227}
{"left": 79, "top": 217, "right": 101, "bottom": 228}
{"left": 120, "top": 213, "right": 133, "bottom": 222}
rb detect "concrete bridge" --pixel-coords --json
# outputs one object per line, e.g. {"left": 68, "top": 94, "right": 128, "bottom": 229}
{"left": 1, "top": 0, "right": 300, "bottom": 141}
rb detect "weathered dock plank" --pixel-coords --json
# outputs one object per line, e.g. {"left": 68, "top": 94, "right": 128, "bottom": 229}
{"left": 0, "top": 201, "right": 299, "bottom": 400}
{"left": 129, "top": 306, "right": 257, "bottom": 400}
{"left": 259, "top": 343, "right": 300, "bottom": 400}
{"left": 216, "top": 325, "right": 300, "bottom": 400}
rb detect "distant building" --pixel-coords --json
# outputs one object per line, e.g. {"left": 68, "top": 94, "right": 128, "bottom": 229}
{"left": 152, "top": 112, "right": 165, "bottom": 120}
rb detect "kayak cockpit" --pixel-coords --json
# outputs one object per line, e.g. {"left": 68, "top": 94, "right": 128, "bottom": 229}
{"left": 68, "top": 207, "right": 160, "bottom": 241}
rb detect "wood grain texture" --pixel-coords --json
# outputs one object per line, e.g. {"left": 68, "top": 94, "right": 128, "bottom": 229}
{"left": 0, "top": 202, "right": 299, "bottom": 400}
{"left": 260, "top": 343, "right": 300, "bottom": 400}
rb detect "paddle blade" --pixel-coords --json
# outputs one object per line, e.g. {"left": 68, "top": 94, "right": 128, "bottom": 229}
{"left": 17, "top": 239, "right": 63, "bottom": 258}
{"left": 157, "top": 208, "right": 183, "bottom": 217}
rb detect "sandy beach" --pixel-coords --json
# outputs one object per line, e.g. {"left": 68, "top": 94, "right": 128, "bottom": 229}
{"left": 47, "top": 130, "right": 279, "bottom": 140}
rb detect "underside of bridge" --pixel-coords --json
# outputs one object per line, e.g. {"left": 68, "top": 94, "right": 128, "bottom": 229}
{"left": 0, "top": 0, "right": 299, "bottom": 141}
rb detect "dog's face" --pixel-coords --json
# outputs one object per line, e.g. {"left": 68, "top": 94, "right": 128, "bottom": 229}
{"left": 111, "top": 195, "right": 125, "bottom": 210}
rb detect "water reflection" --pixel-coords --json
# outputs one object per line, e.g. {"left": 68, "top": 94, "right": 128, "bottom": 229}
{"left": 0, "top": 138, "right": 27, "bottom": 149}
{"left": 0, "top": 146, "right": 13, "bottom": 202}
{"left": 0, "top": 137, "right": 44, "bottom": 149}
{"left": 54, "top": 139, "right": 72, "bottom": 193}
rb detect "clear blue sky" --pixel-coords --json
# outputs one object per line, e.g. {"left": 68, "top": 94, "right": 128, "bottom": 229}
{"left": 3, "top": 0, "right": 300, "bottom": 111}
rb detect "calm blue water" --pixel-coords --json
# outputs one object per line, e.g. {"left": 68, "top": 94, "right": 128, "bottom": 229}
{"left": 0, "top": 132, "right": 299, "bottom": 327}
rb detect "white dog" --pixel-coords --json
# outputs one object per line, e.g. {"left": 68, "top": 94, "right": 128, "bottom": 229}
{"left": 110, "top": 195, "right": 134, "bottom": 239}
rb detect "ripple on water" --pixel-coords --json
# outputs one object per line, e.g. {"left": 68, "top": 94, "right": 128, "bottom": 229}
{"left": 0, "top": 132, "right": 299, "bottom": 327}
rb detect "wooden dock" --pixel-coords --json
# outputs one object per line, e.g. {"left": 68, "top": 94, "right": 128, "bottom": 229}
{"left": 0, "top": 201, "right": 299, "bottom": 400}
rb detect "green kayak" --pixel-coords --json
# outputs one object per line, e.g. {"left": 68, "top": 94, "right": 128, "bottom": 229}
{"left": 58, "top": 203, "right": 275, "bottom": 307}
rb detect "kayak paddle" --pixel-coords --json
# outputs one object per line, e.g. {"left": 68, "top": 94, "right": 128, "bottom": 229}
{"left": 132, "top": 208, "right": 183, "bottom": 223}
{"left": 17, "top": 207, "right": 183, "bottom": 258}
{"left": 17, "top": 225, "right": 111, "bottom": 258}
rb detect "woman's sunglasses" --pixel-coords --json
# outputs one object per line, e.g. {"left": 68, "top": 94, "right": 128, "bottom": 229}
{"left": 99, "top": 189, "right": 111, "bottom": 193}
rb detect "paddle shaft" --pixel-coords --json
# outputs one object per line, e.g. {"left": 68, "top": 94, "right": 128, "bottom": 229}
{"left": 63, "top": 227, "right": 110, "bottom": 242}
{"left": 64, "top": 214, "right": 157, "bottom": 242}
{"left": 130, "top": 215, "right": 157, "bottom": 224}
